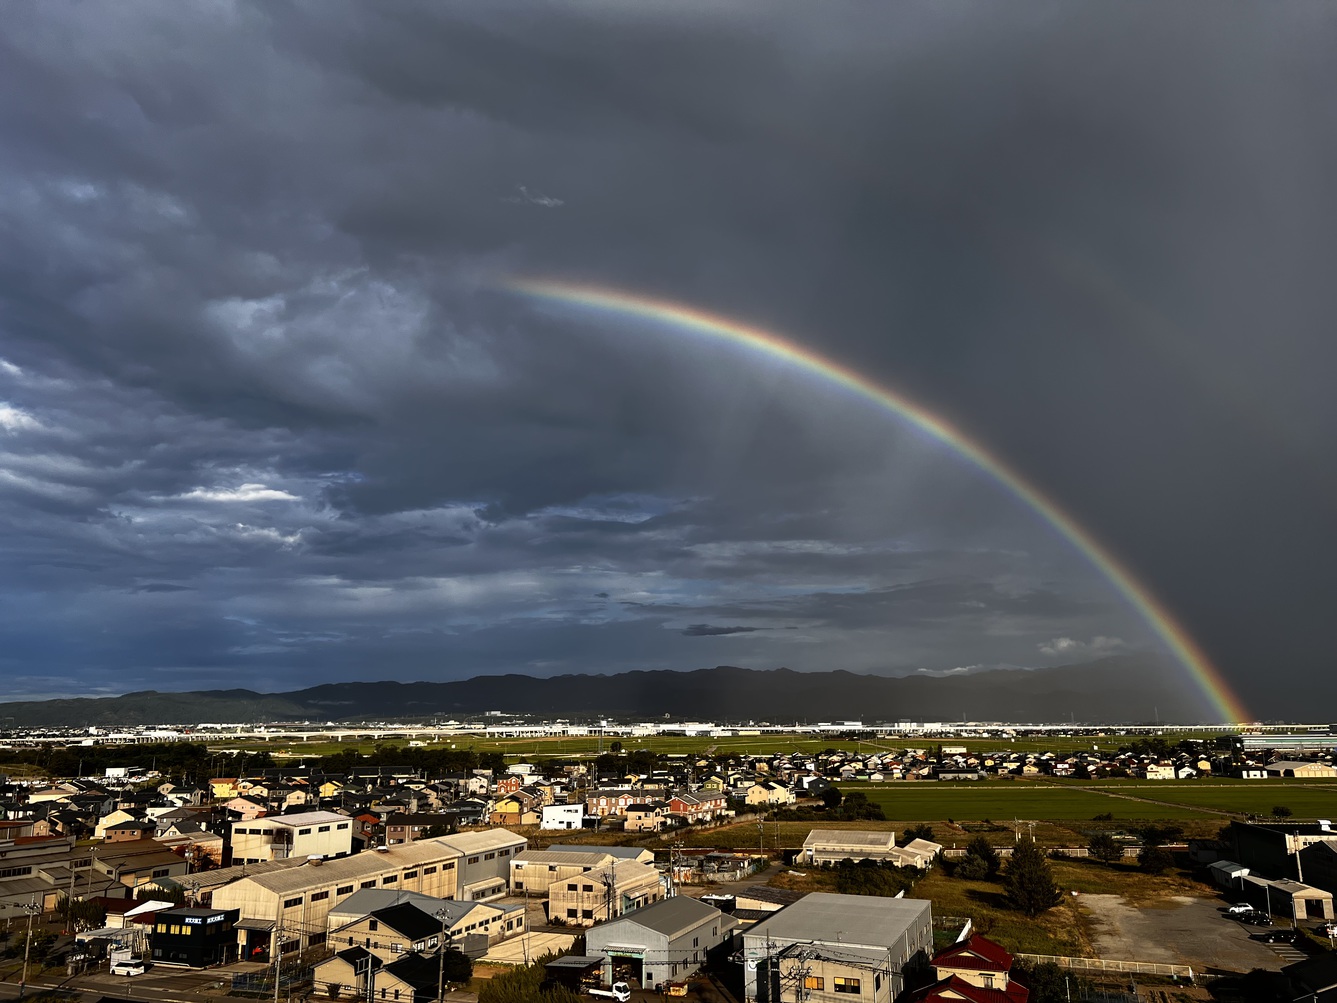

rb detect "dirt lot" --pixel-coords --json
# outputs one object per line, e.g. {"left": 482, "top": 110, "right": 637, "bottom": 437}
{"left": 1080, "top": 893, "right": 1303, "bottom": 974}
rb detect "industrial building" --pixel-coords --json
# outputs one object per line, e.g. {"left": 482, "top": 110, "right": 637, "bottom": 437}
{"left": 208, "top": 837, "right": 464, "bottom": 957}
{"left": 740, "top": 893, "right": 934, "bottom": 1003}
{"left": 547, "top": 860, "right": 664, "bottom": 926}
{"left": 584, "top": 896, "right": 736, "bottom": 989}
{"left": 230, "top": 811, "right": 355, "bottom": 863}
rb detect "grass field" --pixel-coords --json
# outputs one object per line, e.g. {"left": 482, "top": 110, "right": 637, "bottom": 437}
{"left": 837, "top": 777, "right": 1337, "bottom": 822}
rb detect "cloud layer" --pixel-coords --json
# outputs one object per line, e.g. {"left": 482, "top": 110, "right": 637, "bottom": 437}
{"left": 0, "top": 2, "right": 1333, "bottom": 715}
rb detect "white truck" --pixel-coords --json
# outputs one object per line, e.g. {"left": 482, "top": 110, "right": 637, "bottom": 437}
{"left": 588, "top": 981, "right": 632, "bottom": 1002}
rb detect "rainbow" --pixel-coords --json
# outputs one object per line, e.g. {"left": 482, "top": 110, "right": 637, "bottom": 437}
{"left": 504, "top": 278, "right": 1251, "bottom": 725}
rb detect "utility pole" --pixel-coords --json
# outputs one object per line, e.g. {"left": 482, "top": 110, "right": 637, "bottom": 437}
{"left": 272, "top": 923, "right": 285, "bottom": 1003}
{"left": 18, "top": 897, "right": 39, "bottom": 999}
{"left": 436, "top": 906, "right": 452, "bottom": 1003}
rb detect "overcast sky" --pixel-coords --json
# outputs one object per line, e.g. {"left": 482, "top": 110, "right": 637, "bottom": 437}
{"left": 1, "top": 2, "right": 1333, "bottom": 716}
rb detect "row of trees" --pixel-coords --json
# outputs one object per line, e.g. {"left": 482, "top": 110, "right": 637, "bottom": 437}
{"left": 952, "top": 836, "right": 1061, "bottom": 917}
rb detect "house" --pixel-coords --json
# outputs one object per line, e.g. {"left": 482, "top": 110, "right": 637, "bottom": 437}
{"left": 741, "top": 893, "right": 933, "bottom": 1003}
{"left": 1143, "top": 764, "right": 1176, "bottom": 780}
{"left": 665, "top": 792, "right": 728, "bottom": 823}
{"left": 314, "top": 946, "right": 444, "bottom": 1002}
{"left": 540, "top": 804, "right": 584, "bottom": 831}
{"left": 327, "top": 889, "right": 523, "bottom": 947}
{"left": 625, "top": 803, "right": 666, "bottom": 833}
{"left": 547, "top": 860, "right": 664, "bottom": 926}
{"left": 906, "top": 933, "right": 1029, "bottom": 1003}
{"left": 489, "top": 792, "right": 540, "bottom": 827}
{"left": 384, "top": 813, "right": 455, "bottom": 845}
{"left": 585, "top": 896, "right": 736, "bottom": 989}
{"left": 585, "top": 790, "right": 641, "bottom": 818}
{"left": 744, "top": 782, "right": 795, "bottom": 807}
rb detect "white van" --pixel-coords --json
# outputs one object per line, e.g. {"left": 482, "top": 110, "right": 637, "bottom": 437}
{"left": 111, "top": 958, "right": 147, "bottom": 976}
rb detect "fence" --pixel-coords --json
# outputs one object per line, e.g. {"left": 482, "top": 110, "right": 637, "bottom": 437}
{"left": 1015, "top": 953, "right": 1195, "bottom": 981}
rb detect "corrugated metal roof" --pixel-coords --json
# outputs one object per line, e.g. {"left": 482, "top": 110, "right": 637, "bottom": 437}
{"left": 744, "top": 893, "right": 930, "bottom": 949}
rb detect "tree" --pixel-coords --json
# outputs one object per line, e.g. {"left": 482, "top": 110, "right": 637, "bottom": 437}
{"left": 1139, "top": 845, "right": 1174, "bottom": 874}
{"left": 441, "top": 947, "right": 473, "bottom": 983}
{"left": 609, "top": 742, "right": 622, "bottom": 754}
{"left": 1004, "top": 838, "right": 1061, "bottom": 917}
{"left": 1271, "top": 805, "right": 1293, "bottom": 818}
{"left": 1087, "top": 832, "right": 1123, "bottom": 865}
{"left": 820, "top": 786, "right": 843, "bottom": 810}
{"left": 965, "top": 836, "right": 1001, "bottom": 878}
{"left": 904, "top": 824, "right": 935, "bottom": 843}
{"left": 1012, "top": 960, "right": 1091, "bottom": 1003}
{"left": 954, "top": 854, "right": 990, "bottom": 880}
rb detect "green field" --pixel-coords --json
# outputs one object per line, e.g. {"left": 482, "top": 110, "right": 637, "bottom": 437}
{"left": 836, "top": 777, "right": 1337, "bottom": 823}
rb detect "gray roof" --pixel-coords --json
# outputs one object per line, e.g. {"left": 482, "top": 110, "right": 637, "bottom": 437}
{"left": 603, "top": 896, "right": 723, "bottom": 940}
{"left": 744, "top": 893, "right": 931, "bottom": 950}
{"left": 538, "top": 844, "right": 650, "bottom": 860}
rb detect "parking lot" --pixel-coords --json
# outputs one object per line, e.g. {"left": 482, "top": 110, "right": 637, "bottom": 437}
{"left": 1082, "top": 893, "right": 1316, "bottom": 974}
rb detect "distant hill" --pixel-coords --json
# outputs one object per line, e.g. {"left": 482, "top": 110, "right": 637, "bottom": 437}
{"left": 0, "top": 656, "right": 1216, "bottom": 727}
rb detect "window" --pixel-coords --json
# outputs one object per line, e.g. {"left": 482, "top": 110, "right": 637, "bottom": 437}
{"left": 152, "top": 868, "right": 170, "bottom": 878}
{"left": 566, "top": 908, "right": 577, "bottom": 918}
{"left": 404, "top": 870, "right": 418, "bottom": 879}
{"left": 485, "top": 852, "right": 495, "bottom": 860}
{"left": 568, "top": 883, "right": 578, "bottom": 891}
{"left": 468, "top": 856, "right": 480, "bottom": 864}
{"left": 834, "top": 978, "right": 860, "bottom": 994}
{"left": 804, "top": 978, "right": 824, "bottom": 991}
{"left": 283, "top": 897, "right": 303, "bottom": 908}
{"left": 369, "top": 920, "right": 379, "bottom": 931}
{"left": 298, "top": 828, "right": 312, "bottom": 835}
{"left": 338, "top": 823, "right": 350, "bottom": 830}
{"left": 982, "top": 976, "right": 993, "bottom": 989}
{"left": 444, "top": 862, "right": 455, "bottom": 870}
{"left": 424, "top": 866, "right": 437, "bottom": 875}
{"left": 311, "top": 891, "right": 329, "bottom": 902}
{"left": 0, "top": 866, "right": 33, "bottom": 879}
{"left": 361, "top": 880, "right": 377, "bottom": 889}
{"left": 513, "top": 882, "right": 524, "bottom": 891}
{"left": 499, "top": 848, "right": 510, "bottom": 856}
{"left": 582, "top": 909, "right": 593, "bottom": 919}
{"left": 337, "top": 885, "right": 354, "bottom": 896}
{"left": 582, "top": 884, "right": 593, "bottom": 892}
{"left": 874, "top": 975, "right": 882, "bottom": 991}
{"left": 318, "top": 825, "right": 331, "bottom": 832}
{"left": 383, "top": 875, "right": 398, "bottom": 884}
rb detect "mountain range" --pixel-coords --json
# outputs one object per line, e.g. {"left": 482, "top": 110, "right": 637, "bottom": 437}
{"left": 0, "top": 656, "right": 1216, "bottom": 727}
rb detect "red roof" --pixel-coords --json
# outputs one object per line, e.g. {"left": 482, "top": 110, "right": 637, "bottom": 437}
{"left": 933, "top": 934, "right": 1014, "bottom": 972}
{"left": 907, "top": 974, "right": 1028, "bottom": 1003}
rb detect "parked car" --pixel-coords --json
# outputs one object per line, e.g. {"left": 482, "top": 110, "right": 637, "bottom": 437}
{"left": 1225, "top": 903, "right": 1257, "bottom": 916}
{"left": 110, "top": 958, "right": 147, "bottom": 976}
{"left": 1258, "top": 929, "right": 1299, "bottom": 944}
{"left": 1239, "top": 912, "right": 1273, "bottom": 926}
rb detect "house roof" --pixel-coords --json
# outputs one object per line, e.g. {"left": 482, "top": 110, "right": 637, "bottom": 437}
{"left": 384, "top": 951, "right": 442, "bottom": 990}
{"left": 908, "top": 974, "right": 1028, "bottom": 1003}
{"left": 368, "top": 903, "right": 442, "bottom": 941}
{"left": 934, "top": 934, "right": 1014, "bottom": 972}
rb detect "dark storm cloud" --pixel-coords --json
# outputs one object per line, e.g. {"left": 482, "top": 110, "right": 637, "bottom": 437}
{"left": 682, "top": 625, "right": 761, "bottom": 637}
{"left": 0, "top": 2, "right": 1332, "bottom": 714}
